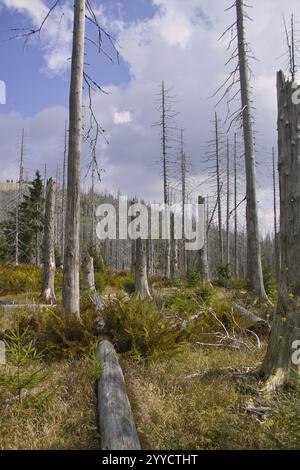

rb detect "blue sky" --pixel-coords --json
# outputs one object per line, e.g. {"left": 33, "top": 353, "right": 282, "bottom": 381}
{"left": 0, "top": 1, "right": 157, "bottom": 115}
{"left": 0, "top": 0, "right": 299, "bottom": 234}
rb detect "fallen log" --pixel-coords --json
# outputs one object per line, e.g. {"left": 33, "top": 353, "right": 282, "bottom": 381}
{"left": 233, "top": 303, "right": 270, "bottom": 333}
{"left": 96, "top": 339, "right": 141, "bottom": 450}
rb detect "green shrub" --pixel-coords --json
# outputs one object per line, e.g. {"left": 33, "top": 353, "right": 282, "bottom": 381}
{"left": 186, "top": 269, "right": 201, "bottom": 288}
{"left": 214, "top": 264, "right": 232, "bottom": 288}
{"left": 94, "top": 272, "right": 106, "bottom": 293}
{"left": 88, "top": 246, "right": 104, "bottom": 272}
{"left": 0, "top": 264, "right": 42, "bottom": 295}
{"left": 17, "top": 308, "right": 96, "bottom": 361}
{"left": 101, "top": 298, "right": 186, "bottom": 362}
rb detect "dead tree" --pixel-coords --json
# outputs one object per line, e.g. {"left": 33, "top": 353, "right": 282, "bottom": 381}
{"left": 83, "top": 255, "right": 96, "bottom": 293}
{"left": 198, "top": 196, "right": 209, "bottom": 281}
{"left": 61, "top": 121, "right": 67, "bottom": 257}
{"left": 234, "top": 133, "right": 238, "bottom": 277}
{"left": 215, "top": 113, "right": 223, "bottom": 263}
{"left": 225, "top": 136, "right": 230, "bottom": 267}
{"left": 170, "top": 211, "right": 178, "bottom": 280}
{"left": 272, "top": 147, "right": 280, "bottom": 282}
{"left": 260, "top": 71, "right": 300, "bottom": 389}
{"left": 62, "top": 0, "right": 86, "bottom": 317}
{"left": 42, "top": 178, "right": 56, "bottom": 303}
{"left": 235, "top": 0, "right": 266, "bottom": 297}
{"left": 135, "top": 238, "right": 151, "bottom": 298}
{"left": 15, "top": 129, "right": 24, "bottom": 266}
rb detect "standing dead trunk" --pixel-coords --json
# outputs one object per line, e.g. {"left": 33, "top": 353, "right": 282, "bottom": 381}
{"left": 198, "top": 196, "right": 209, "bottom": 281}
{"left": 234, "top": 133, "right": 238, "bottom": 277}
{"left": 135, "top": 238, "right": 151, "bottom": 298}
{"left": 236, "top": 0, "right": 266, "bottom": 298}
{"left": 260, "top": 71, "right": 300, "bottom": 390}
{"left": 62, "top": 0, "right": 85, "bottom": 317}
{"left": 15, "top": 129, "right": 24, "bottom": 266}
{"left": 170, "top": 212, "right": 178, "bottom": 280}
{"left": 226, "top": 136, "right": 230, "bottom": 267}
{"left": 42, "top": 178, "right": 56, "bottom": 304}
{"left": 272, "top": 147, "right": 280, "bottom": 282}
{"left": 83, "top": 255, "right": 96, "bottom": 293}
{"left": 215, "top": 113, "right": 223, "bottom": 263}
{"left": 161, "top": 81, "right": 170, "bottom": 278}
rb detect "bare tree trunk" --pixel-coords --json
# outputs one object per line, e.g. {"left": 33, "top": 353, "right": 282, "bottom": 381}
{"left": 260, "top": 71, "right": 300, "bottom": 390}
{"left": 62, "top": 0, "right": 86, "bottom": 317}
{"left": 272, "top": 147, "right": 280, "bottom": 282}
{"left": 234, "top": 133, "right": 238, "bottom": 277}
{"left": 198, "top": 196, "right": 209, "bottom": 281}
{"left": 42, "top": 178, "right": 56, "bottom": 303}
{"left": 135, "top": 238, "right": 151, "bottom": 298}
{"left": 236, "top": 0, "right": 266, "bottom": 298}
{"left": 226, "top": 136, "right": 230, "bottom": 267}
{"left": 181, "top": 129, "right": 187, "bottom": 272}
{"left": 83, "top": 255, "right": 96, "bottom": 293}
{"left": 15, "top": 129, "right": 24, "bottom": 266}
{"left": 170, "top": 212, "right": 178, "bottom": 280}
{"left": 61, "top": 121, "right": 67, "bottom": 257}
{"left": 215, "top": 112, "right": 223, "bottom": 263}
{"left": 162, "top": 81, "right": 170, "bottom": 278}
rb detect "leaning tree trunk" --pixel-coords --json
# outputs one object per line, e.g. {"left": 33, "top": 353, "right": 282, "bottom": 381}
{"left": 260, "top": 71, "right": 300, "bottom": 390}
{"left": 62, "top": 0, "right": 85, "bottom": 317}
{"left": 135, "top": 238, "right": 152, "bottom": 298}
{"left": 42, "top": 178, "right": 56, "bottom": 304}
{"left": 198, "top": 196, "right": 209, "bottom": 281}
{"left": 236, "top": 0, "right": 266, "bottom": 298}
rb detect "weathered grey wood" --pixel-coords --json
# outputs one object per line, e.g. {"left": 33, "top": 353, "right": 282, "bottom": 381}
{"left": 233, "top": 303, "right": 270, "bottom": 332}
{"left": 62, "top": 0, "right": 85, "bottom": 317}
{"left": 42, "top": 178, "right": 56, "bottom": 303}
{"left": 236, "top": 0, "right": 266, "bottom": 298}
{"left": 198, "top": 196, "right": 209, "bottom": 281}
{"left": 135, "top": 238, "right": 152, "bottom": 298}
{"left": 97, "top": 340, "right": 141, "bottom": 450}
{"left": 83, "top": 255, "right": 96, "bottom": 293}
{"left": 260, "top": 71, "right": 300, "bottom": 389}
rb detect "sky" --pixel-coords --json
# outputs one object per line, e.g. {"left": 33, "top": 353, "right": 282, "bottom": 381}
{"left": 0, "top": 0, "right": 299, "bottom": 235}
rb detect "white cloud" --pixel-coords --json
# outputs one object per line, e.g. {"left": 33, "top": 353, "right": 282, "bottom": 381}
{"left": 113, "top": 110, "right": 132, "bottom": 125}
{"left": 2, "top": 0, "right": 300, "bottom": 234}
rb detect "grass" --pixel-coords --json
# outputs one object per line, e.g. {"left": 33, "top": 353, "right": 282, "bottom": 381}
{"left": 0, "top": 264, "right": 300, "bottom": 450}
{"left": 123, "top": 346, "right": 300, "bottom": 450}
{"left": 0, "top": 359, "right": 99, "bottom": 449}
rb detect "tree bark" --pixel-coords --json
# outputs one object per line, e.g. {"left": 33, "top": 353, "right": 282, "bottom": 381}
{"left": 170, "top": 212, "right": 178, "bottom": 280}
{"left": 135, "top": 238, "right": 152, "bottom": 298}
{"left": 62, "top": 0, "right": 85, "bottom": 317}
{"left": 236, "top": 0, "right": 266, "bottom": 298}
{"left": 83, "top": 255, "right": 96, "bottom": 293}
{"left": 198, "top": 196, "right": 209, "bottom": 281}
{"left": 260, "top": 71, "right": 300, "bottom": 389}
{"left": 96, "top": 340, "right": 141, "bottom": 450}
{"left": 42, "top": 178, "right": 56, "bottom": 304}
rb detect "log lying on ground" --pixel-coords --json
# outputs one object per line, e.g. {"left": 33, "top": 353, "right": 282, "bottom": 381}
{"left": 96, "top": 339, "right": 141, "bottom": 450}
{"left": 233, "top": 303, "right": 270, "bottom": 333}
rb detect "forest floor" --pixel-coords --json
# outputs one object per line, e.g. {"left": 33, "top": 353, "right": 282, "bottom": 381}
{"left": 0, "top": 264, "right": 299, "bottom": 450}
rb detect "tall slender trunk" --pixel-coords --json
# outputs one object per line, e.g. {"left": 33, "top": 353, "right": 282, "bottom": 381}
{"left": 15, "top": 129, "right": 24, "bottom": 266}
{"left": 234, "top": 133, "right": 238, "bottom": 277}
{"left": 161, "top": 80, "right": 170, "bottom": 278}
{"left": 215, "top": 112, "right": 223, "bottom": 263}
{"left": 62, "top": 0, "right": 86, "bottom": 317}
{"left": 226, "top": 136, "right": 230, "bottom": 267}
{"left": 180, "top": 128, "right": 187, "bottom": 272}
{"left": 236, "top": 0, "right": 266, "bottom": 297}
{"left": 135, "top": 238, "right": 151, "bottom": 298}
{"left": 42, "top": 178, "right": 56, "bottom": 303}
{"left": 61, "top": 121, "right": 67, "bottom": 257}
{"left": 198, "top": 196, "right": 209, "bottom": 281}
